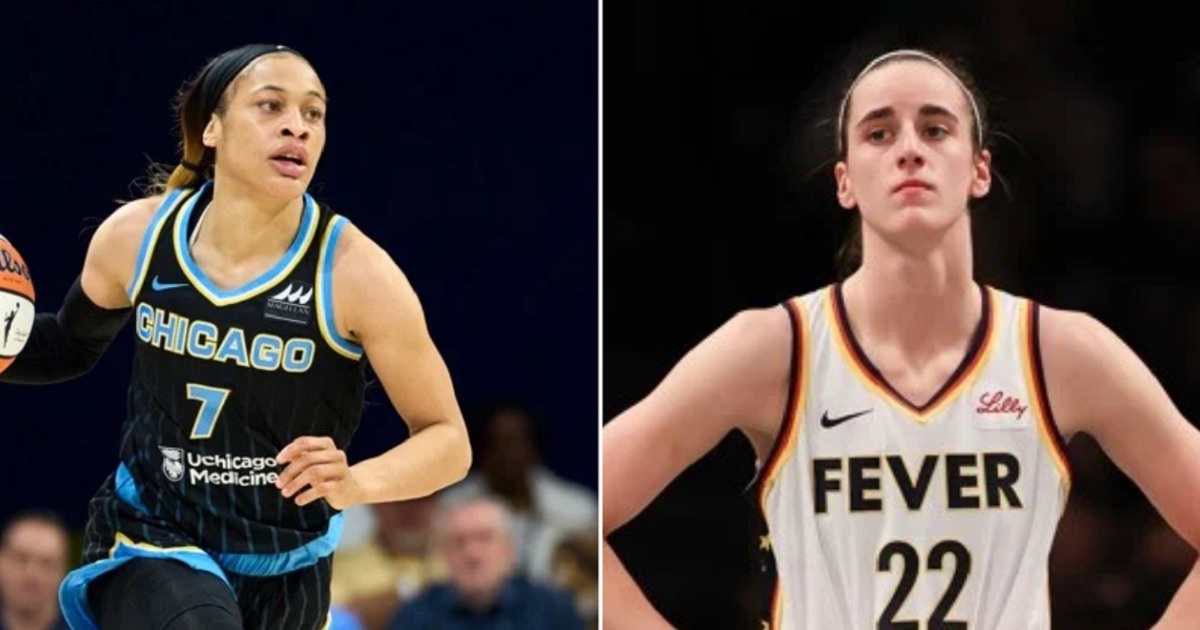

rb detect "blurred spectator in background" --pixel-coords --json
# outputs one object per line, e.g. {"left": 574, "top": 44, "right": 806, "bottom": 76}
{"left": 550, "top": 528, "right": 598, "bottom": 630}
{"left": 333, "top": 496, "right": 446, "bottom": 630}
{"left": 387, "top": 495, "right": 582, "bottom": 630}
{"left": 441, "top": 402, "right": 596, "bottom": 579}
{"left": 0, "top": 510, "right": 69, "bottom": 630}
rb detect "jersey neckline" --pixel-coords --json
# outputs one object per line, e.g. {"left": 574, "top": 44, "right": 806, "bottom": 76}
{"left": 171, "top": 181, "right": 319, "bottom": 307}
{"left": 828, "top": 282, "right": 996, "bottom": 421}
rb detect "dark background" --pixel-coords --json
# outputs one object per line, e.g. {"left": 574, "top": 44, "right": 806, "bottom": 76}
{"left": 604, "top": 1, "right": 1199, "bottom": 628}
{"left": 0, "top": 1, "right": 597, "bottom": 539}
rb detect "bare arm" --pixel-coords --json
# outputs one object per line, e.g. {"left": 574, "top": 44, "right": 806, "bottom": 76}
{"left": 80, "top": 196, "right": 164, "bottom": 308}
{"left": 604, "top": 307, "right": 793, "bottom": 629}
{"left": 330, "top": 223, "right": 471, "bottom": 504}
{"left": 0, "top": 196, "right": 162, "bottom": 384}
{"left": 1041, "top": 308, "right": 1200, "bottom": 628}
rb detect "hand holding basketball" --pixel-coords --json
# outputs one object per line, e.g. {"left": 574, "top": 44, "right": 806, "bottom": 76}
{"left": 276, "top": 436, "right": 363, "bottom": 509}
{"left": 0, "top": 234, "right": 35, "bottom": 375}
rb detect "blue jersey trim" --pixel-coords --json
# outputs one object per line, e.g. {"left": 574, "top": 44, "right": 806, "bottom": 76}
{"left": 174, "top": 181, "right": 319, "bottom": 306}
{"left": 114, "top": 462, "right": 151, "bottom": 516}
{"left": 60, "top": 539, "right": 231, "bottom": 630}
{"left": 127, "top": 188, "right": 187, "bottom": 302}
{"left": 216, "top": 512, "right": 344, "bottom": 577}
{"left": 315, "top": 216, "right": 364, "bottom": 359}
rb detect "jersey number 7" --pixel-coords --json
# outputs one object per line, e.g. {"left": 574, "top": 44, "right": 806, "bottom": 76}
{"left": 186, "top": 383, "right": 232, "bottom": 440}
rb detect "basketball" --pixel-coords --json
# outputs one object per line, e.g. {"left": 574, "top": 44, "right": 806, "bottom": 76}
{"left": 0, "top": 233, "right": 35, "bottom": 374}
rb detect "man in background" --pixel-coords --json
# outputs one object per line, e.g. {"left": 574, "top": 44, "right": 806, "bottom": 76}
{"left": 0, "top": 510, "right": 69, "bottom": 630}
{"left": 388, "top": 496, "right": 582, "bottom": 629}
{"left": 333, "top": 496, "right": 446, "bottom": 629}
{"left": 441, "top": 403, "right": 596, "bottom": 579}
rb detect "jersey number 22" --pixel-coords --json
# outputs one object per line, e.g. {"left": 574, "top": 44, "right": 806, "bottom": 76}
{"left": 877, "top": 539, "right": 970, "bottom": 630}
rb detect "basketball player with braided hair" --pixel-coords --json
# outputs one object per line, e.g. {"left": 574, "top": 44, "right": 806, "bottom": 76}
{"left": 603, "top": 48, "right": 1200, "bottom": 629}
{"left": 1, "top": 44, "right": 472, "bottom": 629}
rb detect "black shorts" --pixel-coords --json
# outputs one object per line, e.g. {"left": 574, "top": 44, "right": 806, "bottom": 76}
{"left": 61, "top": 472, "right": 340, "bottom": 629}
{"left": 85, "top": 555, "right": 333, "bottom": 630}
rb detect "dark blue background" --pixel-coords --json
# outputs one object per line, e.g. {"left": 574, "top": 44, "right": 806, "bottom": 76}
{"left": 0, "top": 2, "right": 598, "bottom": 531}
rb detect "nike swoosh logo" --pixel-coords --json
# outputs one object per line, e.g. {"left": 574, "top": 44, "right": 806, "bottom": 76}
{"left": 820, "top": 409, "right": 872, "bottom": 428}
{"left": 151, "top": 276, "right": 189, "bottom": 291}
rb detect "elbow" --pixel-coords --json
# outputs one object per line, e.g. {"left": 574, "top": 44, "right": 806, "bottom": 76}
{"left": 603, "top": 515, "right": 619, "bottom": 538}
{"left": 448, "top": 423, "right": 473, "bottom": 483}
{"left": 76, "top": 356, "right": 103, "bottom": 378}
{"left": 56, "top": 353, "right": 102, "bottom": 383}
{"left": 55, "top": 343, "right": 106, "bottom": 383}
{"left": 602, "top": 501, "right": 625, "bottom": 538}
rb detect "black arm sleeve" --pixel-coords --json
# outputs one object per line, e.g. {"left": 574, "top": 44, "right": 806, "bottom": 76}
{"left": 0, "top": 276, "right": 132, "bottom": 384}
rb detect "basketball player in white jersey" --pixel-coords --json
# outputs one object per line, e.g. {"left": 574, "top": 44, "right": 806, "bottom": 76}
{"left": 603, "top": 49, "right": 1200, "bottom": 629}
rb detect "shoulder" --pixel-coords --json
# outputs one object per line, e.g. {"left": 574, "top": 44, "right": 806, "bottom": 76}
{"left": 730, "top": 285, "right": 831, "bottom": 354}
{"left": 91, "top": 194, "right": 168, "bottom": 254}
{"left": 320, "top": 217, "right": 420, "bottom": 333}
{"left": 710, "top": 304, "right": 796, "bottom": 398}
{"left": 715, "top": 304, "right": 795, "bottom": 359}
{"left": 1036, "top": 303, "right": 1148, "bottom": 436}
{"left": 684, "top": 303, "right": 797, "bottom": 442}
{"left": 670, "top": 303, "right": 795, "bottom": 405}
{"left": 111, "top": 193, "right": 168, "bottom": 223}
{"left": 326, "top": 219, "right": 414, "bottom": 301}
{"left": 326, "top": 219, "right": 394, "bottom": 275}
{"left": 1036, "top": 305, "right": 1124, "bottom": 371}
{"left": 985, "top": 286, "right": 1118, "bottom": 364}
{"left": 82, "top": 194, "right": 173, "bottom": 304}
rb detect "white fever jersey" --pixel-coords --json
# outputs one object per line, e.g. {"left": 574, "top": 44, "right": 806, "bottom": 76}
{"left": 753, "top": 284, "right": 1072, "bottom": 630}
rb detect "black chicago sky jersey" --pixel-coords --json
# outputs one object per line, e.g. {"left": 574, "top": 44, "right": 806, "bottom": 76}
{"left": 111, "top": 182, "right": 366, "bottom": 556}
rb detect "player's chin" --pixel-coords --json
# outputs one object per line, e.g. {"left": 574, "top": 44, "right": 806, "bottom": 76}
{"left": 263, "top": 170, "right": 315, "bottom": 198}
{"left": 889, "top": 204, "right": 960, "bottom": 228}
{"left": 887, "top": 198, "right": 941, "bottom": 214}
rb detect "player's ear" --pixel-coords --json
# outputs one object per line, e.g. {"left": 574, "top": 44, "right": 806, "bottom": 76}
{"left": 970, "top": 149, "right": 992, "bottom": 198}
{"left": 203, "top": 116, "right": 222, "bottom": 148}
{"left": 835, "top": 161, "right": 856, "bottom": 209}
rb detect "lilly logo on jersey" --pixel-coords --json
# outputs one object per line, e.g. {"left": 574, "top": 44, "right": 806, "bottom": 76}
{"left": 265, "top": 282, "right": 313, "bottom": 325}
{"left": 976, "top": 390, "right": 1027, "bottom": 420}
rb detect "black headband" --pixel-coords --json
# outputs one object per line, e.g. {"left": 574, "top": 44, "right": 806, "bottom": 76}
{"left": 197, "top": 43, "right": 302, "bottom": 126}
{"left": 180, "top": 44, "right": 305, "bottom": 174}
